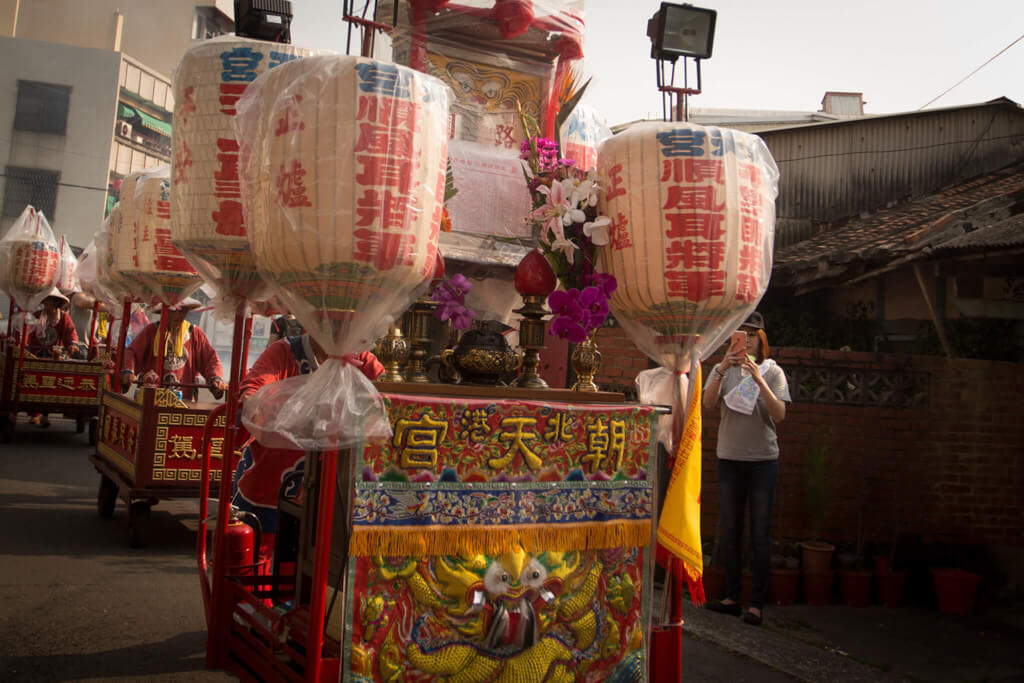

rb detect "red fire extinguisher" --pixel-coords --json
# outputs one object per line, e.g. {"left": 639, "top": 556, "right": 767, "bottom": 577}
{"left": 217, "top": 509, "right": 262, "bottom": 576}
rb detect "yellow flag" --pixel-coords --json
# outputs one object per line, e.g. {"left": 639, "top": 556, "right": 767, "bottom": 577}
{"left": 656, "top": 366, "right": 704, "bottom": 603}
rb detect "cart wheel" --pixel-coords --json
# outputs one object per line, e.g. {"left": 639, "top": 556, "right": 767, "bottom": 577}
{"left": 88, "top": 418, "right": 98, "bottom": 446}
{"left": 76, "top": 415, "right": 86, "bottom": 433}
{"left": 128, "top": 501, "right": 151, "bottom": 548}
{"left": 97, "top": 475, "right": 117, "bottom": 518}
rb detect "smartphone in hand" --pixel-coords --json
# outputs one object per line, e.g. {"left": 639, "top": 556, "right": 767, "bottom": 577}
{"left": 729, "top": 330, "right": 746, "bottom": 357}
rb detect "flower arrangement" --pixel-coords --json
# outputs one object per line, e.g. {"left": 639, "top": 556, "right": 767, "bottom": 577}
{"left": 519, "top": 107, "right": 617, "bottom": 343}
{"left": 431, "top": 273, "right": 476, "bottom": 330}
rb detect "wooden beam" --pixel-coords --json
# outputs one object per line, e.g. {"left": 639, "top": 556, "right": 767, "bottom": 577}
{"left": 913, "top": 263, "right": 954, "bottom": 358}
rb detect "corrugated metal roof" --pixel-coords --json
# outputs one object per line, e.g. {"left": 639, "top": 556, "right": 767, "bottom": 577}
{"left": 757, "top": 98, "right": 1024, "bottom": 245}
{"left": 933, "top": 214, "right": 1024, "bottom": 252}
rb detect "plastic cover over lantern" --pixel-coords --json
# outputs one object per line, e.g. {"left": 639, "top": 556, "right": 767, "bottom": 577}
{"left": 95, "top": 204, "right": 132, "bottom": 305}
{"left": 235, "top": 55, "right": 452, "bottom": 450}
{"left": 597, "top": 122, "right": 779, "bottom": 443}
{"left": 171, "top": 36, "right": 325, "bottom": 314}
{"left": 112, "top": 170, "right": 155, "bottom": 302}
{"left": 0, "top": 205, "right": 60, "bottom": 310}
{"left": 55, "top": 235, "right": 81, "bottom": 296}
{"left": 131, "top": 165, "right": 203, "bottom": 305}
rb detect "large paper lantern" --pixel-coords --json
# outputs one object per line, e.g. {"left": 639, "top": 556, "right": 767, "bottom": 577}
{"left": 111, "top": 170, "right": 154, "bottom": 301}
{"left": 132, "top": 166, "right": 202, "bottom": 305}
{"left": 171, "top": 36, "right": 322, "bottom": 308}
{"left": 236, "top": 55, "right": 452, "bottom": 450}
{"left": 95, "top": 204, "right": 132, "bottom": 303}
{"left": 0, "top": 205, "right": 60, "bottom": 310}
{"left": 597, "top": 122, "right": 780, "bottom": 368}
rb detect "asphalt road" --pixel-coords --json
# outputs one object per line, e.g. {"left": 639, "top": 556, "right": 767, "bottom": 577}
{"left": 0, "top": 415, "right": 793, "bottom": 682}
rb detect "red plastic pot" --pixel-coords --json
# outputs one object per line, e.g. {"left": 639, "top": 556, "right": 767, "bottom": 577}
{"left": 800, "top": 541, "right": 835, "bottom": 574}
{"left": 803, "top": 570, "right": 834, "bottom": 605}
{"left": 839, "top": 569, "right": 872, "bottom": 607}
{"left": 875, "top": 570, "right": 907, "bottom": 607}
{"left": 932, "top": 569, "right": 981, "bottom": 615}
{"left": 769, "top": 568, "right": 799, "bottom": 605}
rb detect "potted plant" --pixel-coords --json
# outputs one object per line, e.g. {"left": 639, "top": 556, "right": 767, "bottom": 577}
{"left": 800, "top": 435, "right": 835, "bottom": 604}
{"left": 839, "top": 471, "right": 874, "bottom": 607}
{"left": 873, "top": 506, "right": 907, "bottom": 607}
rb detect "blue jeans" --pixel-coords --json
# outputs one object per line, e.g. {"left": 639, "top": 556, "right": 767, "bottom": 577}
{"left": 717, "top": 458, "right": 778, "bottom": 609}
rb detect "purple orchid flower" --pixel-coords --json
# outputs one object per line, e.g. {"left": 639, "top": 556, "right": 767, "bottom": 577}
{"left": 551, "top": 315, "right": 589, "bottom": 343}
{"left": 588, "top": 272, "right": 618, "bottom": 298}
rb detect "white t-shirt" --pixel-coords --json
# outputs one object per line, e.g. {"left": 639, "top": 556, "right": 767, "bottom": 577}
{"left": 706, "top": 359, "right": 791, "bottom": 461}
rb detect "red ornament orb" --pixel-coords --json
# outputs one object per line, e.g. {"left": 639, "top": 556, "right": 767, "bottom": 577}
{"left": 514, "top": 249, "right": 557, "bottom": 296}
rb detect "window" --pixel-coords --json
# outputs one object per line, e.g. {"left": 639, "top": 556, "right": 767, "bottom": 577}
{"left": 2, "top": 167, "right": 60, "bottom": 219}
{"left": 193, "top": 6, "right": 233, "bottom": 40}
{"left": 14, "top": 81, "right": 71, "bottom": 135}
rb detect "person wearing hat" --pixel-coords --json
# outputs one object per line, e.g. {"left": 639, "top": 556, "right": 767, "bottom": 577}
{"left": 702, "top": 311, "right": 791, "bottom": 627}
{"left": 120, "top": 298, "right": 227, "bottom": 401}
{"left": 230, "top": 332, "right": 383, "bottom": 562}
{"left": 25, "top": 287, "right": 80, "bottom": 359}
{"left": 23, "top": 288, "right": 81, "bottom": 427}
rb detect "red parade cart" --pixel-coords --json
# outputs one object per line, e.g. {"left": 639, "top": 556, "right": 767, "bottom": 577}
{"left": 0, "top": 340, "right": 106, "bottom": 443}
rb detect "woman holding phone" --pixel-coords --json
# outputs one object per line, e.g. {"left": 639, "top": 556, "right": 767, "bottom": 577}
{"left": 702, "top": 311, "right": 791, "bottom": 626}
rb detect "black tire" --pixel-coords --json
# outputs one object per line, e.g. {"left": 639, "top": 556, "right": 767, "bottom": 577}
{"left": 87, "top": 418, "right": 98, "bottom": 446}
{"left": 128, "top": 501, "right": 151, "bottom": 548}
{"left": 97, "top": 475, "right": 117, "bottom": 518}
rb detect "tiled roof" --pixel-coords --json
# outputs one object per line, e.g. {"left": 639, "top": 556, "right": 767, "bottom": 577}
{"left": 773, "top": 162, "right": 1024, "bottom": 287}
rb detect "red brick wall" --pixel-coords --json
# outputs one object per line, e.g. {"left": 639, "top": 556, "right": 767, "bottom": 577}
{"left": 593, "top": 333, "right": 1024, "bottom": 562}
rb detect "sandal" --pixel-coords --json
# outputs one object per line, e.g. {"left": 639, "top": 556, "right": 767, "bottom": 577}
{"left": 743, "top": 609, "right": 763, "bottom": 626}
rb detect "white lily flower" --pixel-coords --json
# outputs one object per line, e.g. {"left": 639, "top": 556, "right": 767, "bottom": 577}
{"left": 583, "top": 215, "right": 612, "bottom": 246}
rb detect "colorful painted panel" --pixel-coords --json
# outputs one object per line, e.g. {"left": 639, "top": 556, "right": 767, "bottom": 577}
{"left": 345, "top": 396, "right": 658, "bottom": 681}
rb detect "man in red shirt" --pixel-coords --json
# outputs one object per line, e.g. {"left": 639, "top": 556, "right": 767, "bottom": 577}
{"left": 232, "top": 332, "right": 384, "bottom": 558}
{"left": 120, "top": 298, "right": 227, "bottom": 401}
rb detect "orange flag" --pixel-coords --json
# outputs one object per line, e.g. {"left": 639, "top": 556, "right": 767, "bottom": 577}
{"left": 656, "top": 366, "right": 704, "bottom": 605}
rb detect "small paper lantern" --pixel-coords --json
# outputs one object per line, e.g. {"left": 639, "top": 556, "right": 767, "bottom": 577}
{"left": 111, "top": 170, "right": 153, "bottom": 301}
{"left": 0, "top": 206, "right": 60, "bottom": 309}
{"left": 96, "top": 204, "right": 132, "bottom": 302}
{"left": 597, "top": 122, "right": 780, "bottom": 365}
{"left": 133, "top": 167, "right": 202, "bottom": 305}
{"left": 171, "top": 36, "right": 322, "bottom": 305}
{"left": 55, "top": 235, "right": 81, "bottom": 295}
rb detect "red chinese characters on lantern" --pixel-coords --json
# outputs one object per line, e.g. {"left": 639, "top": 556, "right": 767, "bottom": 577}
{"left": 275, "top": 159, "right": 313, "bottom": 209}
{"left": 179, "top": 86, "right": 197, "bottom": 125}
{"left": 608, "top": 212, "right": 633, "bottom": 251}
{"left": 174, "top": 142, "right": 192, "bottom": 185}
{"left": 212, "top": 137, "right": 244, "bottom": 236}
{"left": 349, "top": 76, "right": 423, "bottom": 271}
{"left": 735, "top": 155, "right": 765, "bottom": 303}
{"left": 274, "top": 94, "right": 306, "bottom": 136}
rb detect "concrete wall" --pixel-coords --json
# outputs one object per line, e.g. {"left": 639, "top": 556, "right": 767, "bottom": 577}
{"left": 4, "top": 0, "right": 233, "bottom": 78}
{"left": 0, "top": 36, "right": 120, "bottom": 248}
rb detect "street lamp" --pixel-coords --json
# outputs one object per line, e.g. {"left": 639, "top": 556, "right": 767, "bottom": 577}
{"left": 234, "top": 0, "right": 293, "bottom": 43}
{"left": 647, "top": 2, "right": 717, "bottom": 121}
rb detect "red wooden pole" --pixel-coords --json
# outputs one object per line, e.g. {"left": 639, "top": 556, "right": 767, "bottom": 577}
{"left": 113, "top": 298, "right": 132, "bottom": 393}
{"left": 305, "top": 450, "right": 337, "bottom": 682}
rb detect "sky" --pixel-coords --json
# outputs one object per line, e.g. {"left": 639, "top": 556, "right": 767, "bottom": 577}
{"left": 290, "top": 0, "right": 1024, "bottom": 126}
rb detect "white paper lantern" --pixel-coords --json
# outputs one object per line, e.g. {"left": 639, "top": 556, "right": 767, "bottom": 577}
{"left": 597, "top": 122, "right": 780, "bottom": 366}
{"left": 171, "top": 36, "right": 322, "bottom": 305}
{"left": 133, "top": 166, "right": 202, "bottom": 304}
{"left": 0, "top": 206, "right": 60, "bottom": 309}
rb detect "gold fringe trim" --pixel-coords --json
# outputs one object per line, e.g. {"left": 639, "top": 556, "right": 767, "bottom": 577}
{"left": 348, "top": 520, "right": 651, "bottom": 558}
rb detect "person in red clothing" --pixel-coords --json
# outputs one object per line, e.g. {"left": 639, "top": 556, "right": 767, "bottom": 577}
{"left": 231, "top": 332, "right": 384, "bottom": 558}
{"left": 120, "top": 298, "right": 227, "bottom": 401}
{"left": 26, "top": 288, "right": 80, "bottom": 358}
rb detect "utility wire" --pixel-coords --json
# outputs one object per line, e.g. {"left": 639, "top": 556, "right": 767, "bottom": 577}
{"left": 919, "top": 32, "right": 1024, "bottom": 110}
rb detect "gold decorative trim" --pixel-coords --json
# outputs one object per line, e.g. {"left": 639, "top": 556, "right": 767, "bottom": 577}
{"left": 17, "top": 393, "right": 100, "bottom": 406}
{"left": 97, "top": 441, "right": 136, "bottom": 480}
{"left": 101, "top": 392, "right": 143, "bottom": 421}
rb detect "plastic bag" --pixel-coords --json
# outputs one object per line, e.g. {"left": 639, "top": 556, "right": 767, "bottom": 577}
{"left": 55, "top": 235, "right": 81, "bottom": 295}
{"left": 171, "top": 36, "right": 329, "bottom": 317}
{"left": 597, "top": 122, "right": 780, "bottom": 450}
{"left": 235, "top": 55, "right": 453, "bottom": 450}
{"left": 0, "top": 206, "right": 60, "bottom": 310}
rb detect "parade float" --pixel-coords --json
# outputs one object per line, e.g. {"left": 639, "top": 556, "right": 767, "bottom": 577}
{"left": 191, "top": 2, "right": 778, "bottom": 681}
{"left": 0, "top": 206, "right": 105, "bottom": 443}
